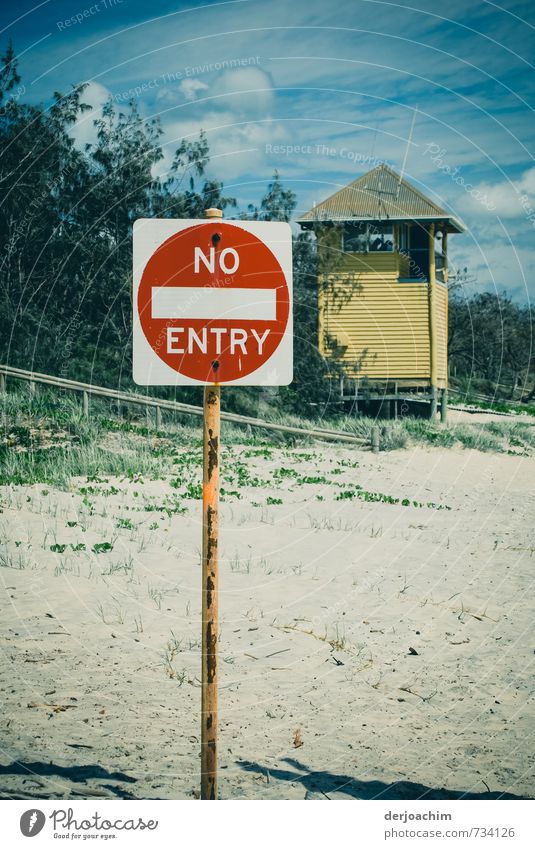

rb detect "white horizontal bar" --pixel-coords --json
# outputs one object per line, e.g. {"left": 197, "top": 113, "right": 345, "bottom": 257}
{"left": 151, "top": 286, "right": 277, "bottom": 321}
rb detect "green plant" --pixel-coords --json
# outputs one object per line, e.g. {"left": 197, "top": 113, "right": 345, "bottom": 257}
{"left": 102, "top": 555, "right": 133, "bottom": 575}
{"left": 91, "top": 541, "right": 114, "bottom": 554}
{"left": 455, "top": 426, "right": 504, "bottom": 453}
{"left": 170, "top": 481, "right": 202, "bottom": 499}
{"left": 116, "top": 517, "right": 135, "bottom": 530}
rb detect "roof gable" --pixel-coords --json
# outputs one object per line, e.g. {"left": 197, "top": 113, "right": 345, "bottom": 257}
{"left": 298, "top": 163, "right": 463, "bottom": 230}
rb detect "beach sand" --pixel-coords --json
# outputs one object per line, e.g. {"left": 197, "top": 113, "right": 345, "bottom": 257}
{"left": 1, "top": 442, "right": 533, "bottom": 800}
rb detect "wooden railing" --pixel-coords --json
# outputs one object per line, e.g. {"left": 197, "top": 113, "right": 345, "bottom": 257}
{"left": 0, "top": 364, "right": 373, "bottom": 447}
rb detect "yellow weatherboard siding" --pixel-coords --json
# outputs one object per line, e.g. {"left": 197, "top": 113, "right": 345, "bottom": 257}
{"left": 319, "top": 252, "right": 448, "bottom": 387}
{"left": 435, "top": 282, "right": 448, "bottom": 388}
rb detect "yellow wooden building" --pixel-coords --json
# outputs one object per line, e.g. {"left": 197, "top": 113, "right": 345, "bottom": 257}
{"left": 297, "top": 163, "right": 464, "bottom": 417}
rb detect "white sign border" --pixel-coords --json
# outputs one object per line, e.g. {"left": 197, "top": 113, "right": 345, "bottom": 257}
{"left": 133, "top": 218, "right": 293, "bottom": 386}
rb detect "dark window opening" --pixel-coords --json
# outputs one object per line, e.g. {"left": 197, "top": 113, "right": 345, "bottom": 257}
{"left": 405, "top": 224, "right": 429, "bottom": 280}
{"left": 398, "top": 223, "right": 409, "bottom": 253}
{"left": 343, "top": 222, "right": 394, "bottom": 253}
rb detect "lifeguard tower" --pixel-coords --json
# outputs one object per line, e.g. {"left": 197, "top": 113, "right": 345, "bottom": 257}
{"left": 297, "top": 163, "right": 464, "bottom": 418}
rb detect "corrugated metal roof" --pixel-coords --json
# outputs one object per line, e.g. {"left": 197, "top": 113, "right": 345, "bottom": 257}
{"left": 298, "top": 163, "right": 463, "bottom": 231}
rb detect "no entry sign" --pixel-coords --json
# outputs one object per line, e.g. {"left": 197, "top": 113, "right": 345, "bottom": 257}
{"left": 133, "top": 218, "right": 292, "bottom": 385}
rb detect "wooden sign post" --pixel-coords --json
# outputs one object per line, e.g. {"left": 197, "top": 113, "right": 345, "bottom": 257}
{"left": 201, "top": 208, "right": 222, "bottom": 800}
{"left": 201, "top": 382, "right": 220, "bottom": 798}
{"left": 133, "top": 209, "right": 292, "bottom": 800}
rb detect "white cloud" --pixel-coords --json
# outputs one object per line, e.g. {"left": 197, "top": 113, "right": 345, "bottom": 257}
{"left": 178, "top": 78, "right": 209, "bottom": 102}
{"left": 517, "top": 166, "right": 535, "bottom": 197}
{"left": 70, "top": 81, "right": 112, "bottom": 150}
{"left": 458, "top": 166, "right": 535, "bottom": 219}
{"left": 210, "top": 67, "right": 275, "bottom": 116}
{"left": 157, "top": 111, "right": 291, "bottom": 184}
{"left": 152, "top": 65, "right": 280, "bottom": 182}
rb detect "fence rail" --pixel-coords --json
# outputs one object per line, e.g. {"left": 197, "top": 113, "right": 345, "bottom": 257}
{"left": 0, "top": 364, "right": 372, "bottom": 447}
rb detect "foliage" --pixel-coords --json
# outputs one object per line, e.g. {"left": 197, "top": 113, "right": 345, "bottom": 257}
{"left": 0, "top": 44, "right": 234, "bottom": 387}
{"left": 240, "top": 169, "right": 296, "bottom": 222}
{"left": 448, "top": 288, "right": 533, "bottom": 399}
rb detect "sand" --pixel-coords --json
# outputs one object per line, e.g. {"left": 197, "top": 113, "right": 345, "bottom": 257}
{"left": 0, "top": 441, "right": 534, "bottom": 800}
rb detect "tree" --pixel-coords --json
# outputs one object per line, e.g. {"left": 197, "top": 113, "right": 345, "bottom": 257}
{"left": 241, "top": 170, "right": 296, "bottom": 222}
{"left": 0, "top": 53, "right": 93, "bottom": 373}
{"left": 0, "top": 43, "right": 237, "bottom": 386}
{"left": 155, "top": 130, "right": 236, "bottom": 219}
{"left": 448, "top": 287, "right": 533, "bottom": 397}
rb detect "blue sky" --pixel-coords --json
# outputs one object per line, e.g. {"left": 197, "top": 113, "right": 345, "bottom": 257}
{"left": 2, "top": 0, "right": 535, "bottom": 301}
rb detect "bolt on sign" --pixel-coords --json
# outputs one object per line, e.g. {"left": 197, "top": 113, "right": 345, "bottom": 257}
{"left": 133, "top": 218, "right": 292, "bottom": 385}
{"left": 133, "top": 212, "right": 292, "bottom": 801}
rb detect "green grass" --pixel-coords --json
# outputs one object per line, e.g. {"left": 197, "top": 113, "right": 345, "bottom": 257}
{"left": 0, "top": 387, "right": 269, "bottom": 486}
{"left": 334, "top": 416, "right": 409, "bottom": 450}
{"left": 454, "top": 424, "right": 521, "bottom": 453}
{"left": 1, "top": 387, "right": 534, "bottom": 494}
{"left": 0, "top": 443, "right": 171, "bottom": 487}
{"left": 334, "top": 486, "right": 450, "bottom": 510}
{"left": 403, "top": 420, "right": 457, "bottom": 447}
{"left": 451, "top": 396, "right": 535, "bottom": 417}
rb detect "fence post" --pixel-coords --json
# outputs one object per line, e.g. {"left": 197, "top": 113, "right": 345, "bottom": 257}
{"left": 83, "top": 391, "right": 89, "bottom": 417}
{"left": 371, "top": 426, "right": 380, "bottom": 454}
{"left": 0, "top": 372, "right": 5, "bottom": 393}
{"left": 156, "top": 405, "right": 162, "bottom": 430}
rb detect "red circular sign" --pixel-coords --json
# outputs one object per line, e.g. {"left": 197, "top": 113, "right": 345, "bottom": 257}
{"left": 138, "top": 222, "right": 290, "bottom": 383}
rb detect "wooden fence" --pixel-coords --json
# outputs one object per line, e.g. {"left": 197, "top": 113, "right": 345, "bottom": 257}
{"left": 0, "top": 364, "right": 377, "bottom": 448}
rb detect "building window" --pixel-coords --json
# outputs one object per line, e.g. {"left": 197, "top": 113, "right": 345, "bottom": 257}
{"left": 399, "top": 223, "right": 409, "bottom": 252}
{"left": 343, "top": 222, "right": 394, "bottom": 252}
{"left": 343, "top": 222, "right": 368, "bottom": 252}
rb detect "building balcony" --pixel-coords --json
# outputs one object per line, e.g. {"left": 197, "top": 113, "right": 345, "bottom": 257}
{"left": 337, "top": 249, "right": 446, "bottom": 284}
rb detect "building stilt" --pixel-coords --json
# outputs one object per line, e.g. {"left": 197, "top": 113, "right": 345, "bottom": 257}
{"left": 440, "top": 389, "right": 448, "bottom": 424}
{"left": 429, "top": 386, "right": 437, "bottom": 420}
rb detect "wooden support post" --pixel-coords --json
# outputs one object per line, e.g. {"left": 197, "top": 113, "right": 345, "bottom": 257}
{"left": 443, "top": 230, "right": 450, "bottom": 408}
{"left": 156, "top": 405, "right": 162, "bottom": 430}
{"left": 83, "top": 390, "right": 89, "bottom": 417}
{"left": 29, "top": 380, "right": 36, "bottom": 397}
{"left": 430, "top": 386, "right": 437, "bottom": 420}
{"left": 371, "top": 425, "right": 380, "bottom": 454}
{"left": 201, "top": 384, "right": 220, "bottom": 800}
{"left": 0, "top": 372, "right": 5, "bottom": 393}
{"left": 428, "top": 224, "right": 437, "bottom": 416}
{"left": 441, "top": 388, "right": 448, "bottom": 424}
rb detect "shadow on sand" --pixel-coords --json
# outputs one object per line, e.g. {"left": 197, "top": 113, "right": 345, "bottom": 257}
{"left": 0, "top": 760, "right": 138, "bottom": 799}
{"left": 239, "top": 758, "right": 528, "bottom": 800}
